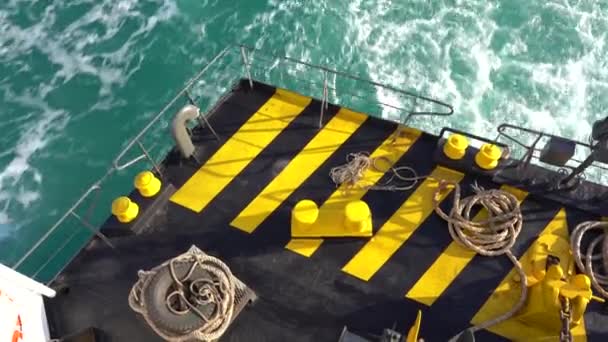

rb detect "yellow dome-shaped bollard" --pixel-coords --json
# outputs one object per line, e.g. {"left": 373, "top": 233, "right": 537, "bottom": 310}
{"left": 475, "top": 143, "right": 502, "bottom": 170}
{"left": 344, "top": 200, "right": 372, "bottom": 235}
{"left": 291, "top": 200, "right": 319, "bottom": 237}
{"left": 443, "top": 134, "right": 469, "bottom": 160}
{"left": 111, "top": 196, "right": 139, "bottom": 223}
{"left": 134, "top": 171, "right": 161, "bottom": 197}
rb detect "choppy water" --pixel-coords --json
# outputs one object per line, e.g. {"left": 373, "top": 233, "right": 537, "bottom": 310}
{"left": 1, "top": 0, "right": 608, "bottom": 278}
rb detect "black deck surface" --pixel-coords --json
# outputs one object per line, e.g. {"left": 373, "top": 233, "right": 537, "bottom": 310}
{"left": 44, "top": 80, "right": 608, "bottom": 342}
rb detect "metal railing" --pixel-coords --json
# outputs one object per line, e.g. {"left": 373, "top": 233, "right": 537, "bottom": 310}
{"left": 12, "top": 44, "right": 454, "bottom": 283}
{"left": 494, "top": 123, "right": 608, "bottom": 182}
{"left": 237, "top": 44, "right": 454, "bottom": 126}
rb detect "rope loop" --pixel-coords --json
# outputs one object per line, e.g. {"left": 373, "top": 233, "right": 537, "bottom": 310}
{"left": 571, "top": 220, "right": 608, "bottom": 299}
{"left": 434, "top": 182, "right": 522, "bottom": 257}
{"left": 329, "top": 152, "right": 426, "bottom": 192}
{"left": 128, "top": 246, "right": 236, "bottom": 341}
{"left": 435, "top": 182, "right": 526, "bottom": 332}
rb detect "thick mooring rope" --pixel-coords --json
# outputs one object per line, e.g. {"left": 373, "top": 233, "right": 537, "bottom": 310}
{"left": 433, "top": 181, "right": 527, "bottom": 332}
{"left": 165, "top": 255, "right": 235, "bottom": 341}
{"left": 331, "top": 152, "right": 528, "bottom": 333}
{"left": 128, "top": 247, "right": 235, "bottom": 342}
{"left": 571, "top": 220, "right": 608, "bottom": 299}
{"left": 329, "top": 152, "right": 426, "bottom": 191}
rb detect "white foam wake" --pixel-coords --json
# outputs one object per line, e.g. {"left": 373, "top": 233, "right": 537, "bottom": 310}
{"left": 0, "top": 0, "right": 177, "bottom": 236}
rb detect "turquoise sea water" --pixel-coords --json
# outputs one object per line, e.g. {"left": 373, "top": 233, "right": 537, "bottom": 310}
{"left": 1, "top": 0, "right": 608, "bottom": 281}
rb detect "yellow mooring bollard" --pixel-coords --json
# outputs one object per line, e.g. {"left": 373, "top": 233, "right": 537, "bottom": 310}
{"left": 291, "top": 199, "right": 319, "bottom": 236}
{"left": 443, "top": 134, "right": 469, "bottom": 160}
{"left": 475, "top": 143, "right": 502, "bottom": 170}
{"left": 134, "top": 171, "right": 161, "bottom": 197}
{"left": 344, "top": 200, "right": 372, "bottom": 235}
{"left": 111, "top": 196, "right": 139, "bottom": 223}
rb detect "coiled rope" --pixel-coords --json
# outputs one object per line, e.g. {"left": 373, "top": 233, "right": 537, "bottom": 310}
{"left": 571, "top": 220, "right": 608, "bottom": 299}
{"left": 433, "top": 180, "right": 526, "bottom": 332}
{"left": 329, "top": 152, "right": 426, "bottom": 191}
{"left": 166, "top": 255, "right": 235, "bottom": 341}
{"left": 330, "top": 152, "right": 527, "bottom": 333}
{"left": 129, "top": 247, "right": 235, "bottom": 342}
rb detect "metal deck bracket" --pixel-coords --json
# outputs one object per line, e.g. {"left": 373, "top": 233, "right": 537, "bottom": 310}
{"left": 319, "top": 70, "right": 329, "bottom": 128}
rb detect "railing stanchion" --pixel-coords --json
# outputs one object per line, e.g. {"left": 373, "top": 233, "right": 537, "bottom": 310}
{"left": 197, "top": 109, "right": 222, "bottom": 143}
{"left": 12, "top": 181, "right": 108, "bottom": 270}
{"left": 319, "top": 70, "right": 328, "bottom": 128}
{"left": 69, "top": 212, "right": 116, "bottom": 250}
{"left": 137, "top": 141, "right": 163, "bottom": 178}
{"left": 241, "top": 46, "right": 254, "bottom": 89}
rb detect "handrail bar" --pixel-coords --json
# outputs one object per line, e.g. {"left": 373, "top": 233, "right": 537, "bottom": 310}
{"left": 495, "top": 123, "right": 608, "bottom": 172}
{"left": 224, "top": 63, "right": 418, "bottom": 117}
{"left": 238, "top": 44, "right": 454, "bottom": 118}
{"left": 12, "top": 171, "right": 110, "bottom": 269}
{"left": 113, "top": 46, "right": 231, "bottom": 171}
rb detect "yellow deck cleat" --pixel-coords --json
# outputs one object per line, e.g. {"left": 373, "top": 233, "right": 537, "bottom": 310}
{"left": 291, "top": 199, "right": 373, "bottom": 238}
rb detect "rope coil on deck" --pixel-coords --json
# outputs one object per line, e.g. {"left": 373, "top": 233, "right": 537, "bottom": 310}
{"left": 329, "top": 152, "right": 426, "bottom": 191}
{"left": 571, "top": 220, "right": 608, "bottom": 299}
{"left": 332, "top": 151, "right": 528, "bottom": 333}
{"left": 433, "top": 181, "right": 527, "bottom": 333}
{"left": 129, "top": 246, "right": 236, "bottom": 341}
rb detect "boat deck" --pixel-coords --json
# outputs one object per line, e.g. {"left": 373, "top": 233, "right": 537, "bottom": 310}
{"left": 45, "top": 80, "right": 608, "bottom": 341}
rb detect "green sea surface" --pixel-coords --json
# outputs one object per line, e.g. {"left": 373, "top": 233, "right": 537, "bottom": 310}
{"left": 1, "top": 0, "right": 607, "bottom": 282}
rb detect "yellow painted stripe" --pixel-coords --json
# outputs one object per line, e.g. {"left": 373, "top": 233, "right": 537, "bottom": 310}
{"left": 285, "top": 127, "right": 423, "bottom": 256}
{"left": 342, "top": 166, "right": 465, "bottom": 281}
{"left": 285, "top": 238, "right": 324, "bottom": 257}
{"left": 170, "top": 89, "right": 311, "bottom": 212}
{"left": 471, "top": 208, "right": 587, "bottom": 341}
{"left": 406, "top": 185, "right": 528, "bottom": 306}
{"left": 231, "top": 108, "right": 367, "bottom": 233}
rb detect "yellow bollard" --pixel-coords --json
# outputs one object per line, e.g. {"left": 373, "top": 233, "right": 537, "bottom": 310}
{"left": 111, "top": 196, "right": 139, "bottom": 223}
{"left": 344, "top": 200, "right": 372, "bottom": 235}
{"left": 475, "top": 143, "right": 502, "bottom": 170}
{"left": 443, "top": 134, "right": 469, "bottom": 160}
{"left": 291, "top": 200, "right": 319, "bottom": 236}
{"left": 290, "top": 199, "right": 373, "bottom": 238}
{"left": 134, "top": 171, "right": 161, "bottom": 197}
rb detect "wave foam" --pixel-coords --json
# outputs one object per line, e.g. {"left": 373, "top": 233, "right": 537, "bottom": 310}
{"left": 0, "top": 0, "right": 177, "bottom": 234}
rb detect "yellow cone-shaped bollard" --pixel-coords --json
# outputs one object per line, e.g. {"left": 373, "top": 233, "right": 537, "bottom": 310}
{"left": 475, "top": 143, "right": 502, "bottom": 170}
{"left": 443, "top": 134, "right": 469, "bottom": 160}
{"left": 344, "top": 200, "right": 372, "bottom": 235}
{"left": 111, "top": 196, "right": 139, "bottom": 223}
{"left": 134, "top": 171, "right": 161, "bottom": 197}
{"left": 291, "top": 200, "right": 319, "bottom": 237}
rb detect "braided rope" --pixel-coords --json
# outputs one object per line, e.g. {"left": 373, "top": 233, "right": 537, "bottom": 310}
{"left": 329, "top": 152, "right": 426, "bottom": 191}
{"left": 129, "top": 246, "right": 235, "bottom": 341}
{"left": 571, "top": 220, "right": 608, "bottom": 299}
{"left": 331, "top": 151, "right": 528, "bottom": 332}
{"left": 433, "top": 181, "right": 527, "bottom": 332}
{"left": 167, "top": 254, "right": 235, "bottom": 341}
